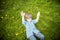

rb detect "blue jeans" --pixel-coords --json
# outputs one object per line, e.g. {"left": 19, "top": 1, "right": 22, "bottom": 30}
{"left": 28, "top": 32, "right": 44, "bottom": 40}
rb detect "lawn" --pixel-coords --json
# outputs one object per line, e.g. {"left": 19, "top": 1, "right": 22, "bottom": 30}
{"left": 0, "top": 0, "right": 60, "bottom": 40}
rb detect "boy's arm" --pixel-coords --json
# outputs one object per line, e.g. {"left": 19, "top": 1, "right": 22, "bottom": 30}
{"left": 35, "top": 11, "right": 40, "bottom": 22}
{"left": 21, "top": 11, "right": 25, "bottom": 23}
{"left": 22, "top": 15, "right": 25, "bottom": 22}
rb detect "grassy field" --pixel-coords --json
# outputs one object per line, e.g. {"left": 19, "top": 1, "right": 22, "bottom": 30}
{"left": 0, "top": 0, "right": 60, "bottom": 40}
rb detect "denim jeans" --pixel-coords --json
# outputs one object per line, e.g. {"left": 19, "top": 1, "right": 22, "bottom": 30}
{"left": 28, "top": 32, "right": 44, "bottom": 40}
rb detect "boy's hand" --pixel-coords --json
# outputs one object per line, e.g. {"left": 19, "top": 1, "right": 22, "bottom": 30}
{"left": 37, "top": 11, "right": 40, "bottom": 17}
{"left": 21, "top": 11, "right": 25, "bottom": 16}
{"left": 35, "top": 11, "right": 40, "bottom": 22}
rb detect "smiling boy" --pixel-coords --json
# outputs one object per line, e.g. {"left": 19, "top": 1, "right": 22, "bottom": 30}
{"left": 21, "top": 11, "right": 44, "bottom": 40}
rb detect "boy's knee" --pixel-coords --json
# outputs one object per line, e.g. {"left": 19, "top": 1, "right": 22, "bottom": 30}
{"left": 36, "top": 33, "right": 44, "bottom": 39}
{"left": 41, "top": 34, "right": 44, "bottom": 39}
{"left": 28, "top": 35, "right": 36, "bottom": 40}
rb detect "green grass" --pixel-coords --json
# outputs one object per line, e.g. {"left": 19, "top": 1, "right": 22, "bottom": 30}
{"left": 0, "top": 0, "right": 60, "bottom": 40}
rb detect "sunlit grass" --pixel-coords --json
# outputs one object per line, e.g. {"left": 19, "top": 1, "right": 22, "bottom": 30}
{"left": 0, "top": 0, "right": 60, "bottom": 40}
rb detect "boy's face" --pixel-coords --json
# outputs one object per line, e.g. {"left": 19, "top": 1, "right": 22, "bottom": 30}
{"left": 26, "top": 14, "right": 32, "bottom": 22}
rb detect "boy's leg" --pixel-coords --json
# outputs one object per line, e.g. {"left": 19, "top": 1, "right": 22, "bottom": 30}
{"left": 28, "top": 35, "right": 36, "bottom": 40}
{"left": 35, "top": 32, "right": 44, "bottom": 40}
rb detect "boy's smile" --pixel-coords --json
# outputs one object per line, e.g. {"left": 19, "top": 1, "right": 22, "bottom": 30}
{"left": 26, "top": 18, "right": 32, "bottom": 22}
{"left": 26, "top": 14, "right": 32, "bottom": 22}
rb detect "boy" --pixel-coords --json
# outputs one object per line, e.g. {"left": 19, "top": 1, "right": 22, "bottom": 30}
{"left": 21, "top": 11, "right": 44, "bottom": 40}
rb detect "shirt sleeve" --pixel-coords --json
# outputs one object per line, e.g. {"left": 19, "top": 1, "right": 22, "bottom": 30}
{"left": 32, "top": 20, "right": 37, "bottom": 24}
{"left": 22, "top": 20, "right": 26, "bottom": 25}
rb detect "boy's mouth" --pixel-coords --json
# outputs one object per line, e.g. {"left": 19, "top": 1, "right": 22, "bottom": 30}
{"left": 26, "top": 17, "right": 32, "bottom": 19}
{"left": 26, "top": 18, "right": 32, "bottom": 22}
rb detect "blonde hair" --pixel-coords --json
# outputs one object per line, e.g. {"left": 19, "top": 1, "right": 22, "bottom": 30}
{"left": 25, "top": 13, "right": 32, "bottom": 18}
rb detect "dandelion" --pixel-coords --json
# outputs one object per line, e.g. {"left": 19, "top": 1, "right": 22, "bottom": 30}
{"left": 12, "top": 16, "right": 14, "bottom": 18}
{"left": 15, "top": 32, "right": 19, "bottom": 36}
{"left": 1, "top": 16, "right": 3, "bottom": 19}
{"left": 5, "top": 14, "right": 8, "bottom": 16}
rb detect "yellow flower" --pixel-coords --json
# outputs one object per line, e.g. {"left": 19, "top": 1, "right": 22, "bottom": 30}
{"left": 12, "top": 16, "right": 14, "bottom": 18}
{"left": 5, "top": 14, "right": 7, "bottom": 16}
{"left": 15, "top": 32, "right": 19, "bottom": 36}
{"left": 1, "top": 16, "right": 3, "bottom": 19}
